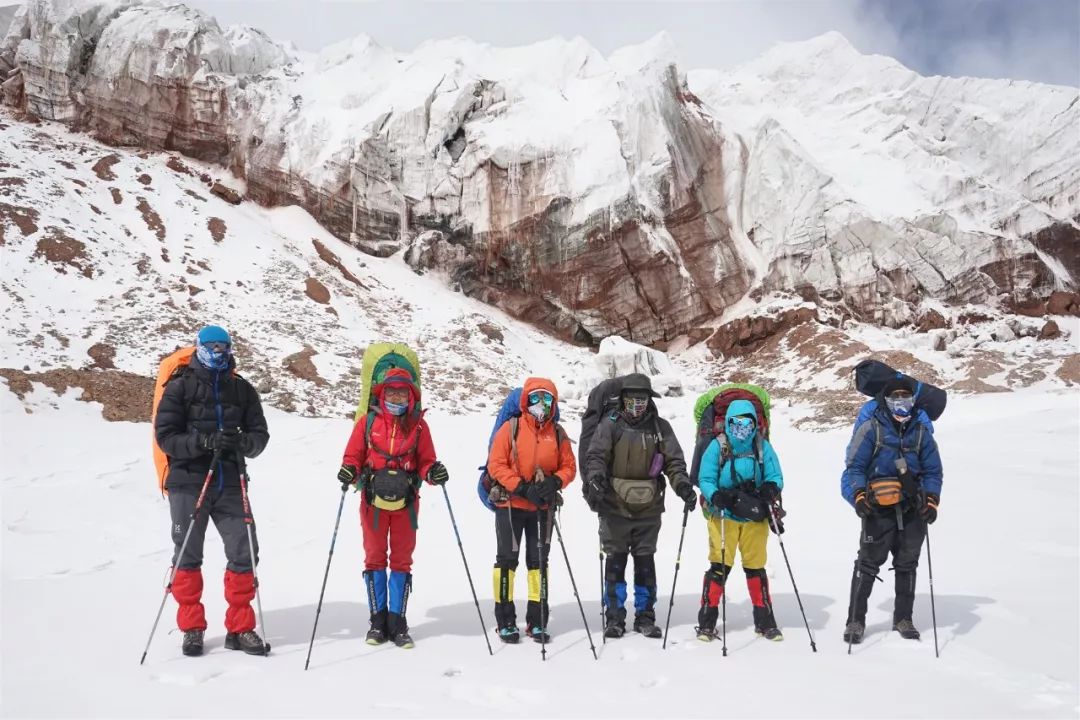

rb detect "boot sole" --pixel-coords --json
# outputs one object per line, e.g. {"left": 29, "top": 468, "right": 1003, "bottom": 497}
{"left": 635, "top": 629, "right": 662, "bottom": 639}
{"left": 394, "top": 640, "right": 414, "bottom": 649}
{"left": 366, "top": 638, "right": 387, "bottom": 646}
{"left": 182, "top": 646, "right": 204, "bottom": 657}
{"left": 225, "top": 640, "right": 271, "bottom": 655}
{"left": 756, "top": 631, "right": 784, "bottom": 642}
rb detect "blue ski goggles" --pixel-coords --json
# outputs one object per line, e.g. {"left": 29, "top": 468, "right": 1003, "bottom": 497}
{"left": 527, "top": 391, "right": 554, "bottom": 408}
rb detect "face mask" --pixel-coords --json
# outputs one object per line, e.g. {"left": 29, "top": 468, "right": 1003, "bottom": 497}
{"left": 196, "top": 342, "right": 231, "bottom": 371}
{"left": 728, "top": 415, "right": 755, "bottom": 442}
{"left": 385, "top": 400, "right": 408, "bottom": 416}
{"left": 886, "top": 394, "right": 914, "bottom": 421}
{"left": 622, "top": 394, "right": 649, "bottom": 419}
{"left": 527, "top": 403, "right": 550, "bottom": 422}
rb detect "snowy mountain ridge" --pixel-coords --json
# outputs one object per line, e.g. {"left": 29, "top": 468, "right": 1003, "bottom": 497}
{"left": 2, "top": 0, "right": 1078, "bottom": 348}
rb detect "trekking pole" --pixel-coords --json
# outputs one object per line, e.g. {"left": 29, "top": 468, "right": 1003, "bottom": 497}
{"left": 236, "top": 452, "right": 269, "bottom": 656}
{"left": 552, "top": 508, "right": 599, "bottom": 660}
{"left": 599, "top": 537, "right": 606, "bottom": 646}
{"left": 720, "top": 515, "right": 728, "bottom": 657}
{"left": 539, "top": 504, "right": 552, "bottom": 661}
{"left": 442, "top": 484, "right": 494, "bottom": 656}
{"left": 769, "top": 508, "right": 816, "bottom": 652}
{"left": 925, "top": 526, "right": 940, "bottom": 659}
{"left": 662, "top": 505, "right": 690, "bottom": 649}
{"left": 139, "top": 450, "right": 221, "bottom": 665}
{"left": 304, "top": 484, "right": 348, "bottom": 670}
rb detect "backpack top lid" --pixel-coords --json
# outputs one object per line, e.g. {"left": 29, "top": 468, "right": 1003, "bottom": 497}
{"left": 355, "top": 343, "right": 421, "bottom": 422}
{"left": 853, "top": 359, "right": 946, "bottom": 421}
{"left": 694, "top": 384, "right": 771, "bottom": 439}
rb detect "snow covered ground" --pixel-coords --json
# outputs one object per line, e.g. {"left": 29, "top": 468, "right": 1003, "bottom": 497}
{"left": 2, "top": 383, "right": 1077, "bottom": 718}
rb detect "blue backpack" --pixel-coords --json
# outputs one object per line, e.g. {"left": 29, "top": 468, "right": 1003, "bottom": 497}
{"left": 476, "top": 388, "right": 563, "bottom": 511}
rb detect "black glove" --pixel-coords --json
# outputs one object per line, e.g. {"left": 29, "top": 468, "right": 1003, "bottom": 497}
{"left": 920, "top": 492, "right": 939, "bottom": 524}
{"left": 583, "top": 476, "right": 606, "bottom": 510}
{"left": 521, "top": 482, "right": 548, "bottom": 507}
{"left": 337, "top": 464, "right": 358, "bottom": 489}
{"left": 854, "top": 490, "right": 872, "bottom": 519}
{"left": 759, "top": 482, "right": 780, "bottom": 504}
{"left": 768, "top": 503, "right": 787, "bottom": 534}
{"left": 710, "top": 488, "right": 734, "bottom": 511}
{"left": 674, "top": 481, "right": 697, "bottom": 511}
{"left": 539, "top": 474, "right": 561, "bottom": 502}
{"left": 427, "top": 461, "right": 449, "bottom": 486}
{"left": 200, "top": 429, "right": 242, "bottom": 454}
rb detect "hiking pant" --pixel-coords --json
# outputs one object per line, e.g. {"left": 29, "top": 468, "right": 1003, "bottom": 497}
{"left": 361, "top": 496, "right": 418, "bottom": 573}
{"left": 493, "top": 507, "right": 550, "bottom": 630}
{"left": 168, "top": 485, "right": 258, "bottom": 633}
{"left": 846, "top": 507, "right": 926, "bottom": 624}
{"left": 599, "top": 513, "right": 661, "bottom": 626}
{"left": 699, "top": 513, "right": 776, "bottom": 631}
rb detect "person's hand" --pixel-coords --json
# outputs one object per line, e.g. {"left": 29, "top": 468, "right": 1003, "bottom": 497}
{"left": 854, "top": 489, "right": 872, "bottom": 519}
{"left": 674, "top": 481, "right": 697, "bottom": 511}
{"left": 523, "top": 482, "right": 548, "bottom": 507}
{"left": 200, "top": 429, "right": 242, "bottom": 454}
{"left": 759, "top": 482, "right": 780, "bottom": 504}
{"left": 710, "top": 488, "right": 734, "bottom": 511}
{"left": 427, "top": 461, "right": 449, "bottom": 486}
{"left": 337, "top": 464, "right": 358, "bottom": 489}
{"left": 584, "top": 476, "right": 605, "bottom": 510}
{"left": 920, "top": 492, "right": 939, "bottom": 524}
{"left": 539, "top": 474, "right": 561, "bottom": 502}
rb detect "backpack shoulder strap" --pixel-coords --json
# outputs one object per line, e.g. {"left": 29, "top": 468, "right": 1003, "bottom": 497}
{"left": 509, "top": 416, "right": 520, "bottom": 467}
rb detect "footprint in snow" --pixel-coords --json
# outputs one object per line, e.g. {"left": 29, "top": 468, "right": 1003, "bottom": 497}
{"left": 151, "top": 670, "right": 225, "bottom": 686}
{"left": 443, "top": 668, "right": 461, "bottom": 678}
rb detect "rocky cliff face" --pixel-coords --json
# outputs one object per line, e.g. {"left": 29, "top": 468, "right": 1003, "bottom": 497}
{"left": 3, "top": 1, "right": 1078, "bottom": 350}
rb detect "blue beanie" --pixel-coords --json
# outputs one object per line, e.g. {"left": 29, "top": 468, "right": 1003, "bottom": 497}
{"left": 197, "top": 325, "right": 231, "bottom": 346}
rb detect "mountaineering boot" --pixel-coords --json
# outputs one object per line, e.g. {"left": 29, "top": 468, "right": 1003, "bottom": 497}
{"left": 633, "top": 616, "right": 662, "bottom": 639}
{"left": 747, "top": 569, "right": 781, "bottom": 642}
{"left": 893, "top": 619, "right": 921, "bottom": 640}
{"left": 842, "top": 621, "right": 865, "bottom": 644}
{"left": 603, "top": 618, "right": 626, "bottom": 639}
{"left": 366, "top": 609, "right": 388, "bottom": 645}
{"left": 757, "top": 627, "right": 784, "bottom": 642}
{"left": 696, "top": 567, "right": 724, "bottom": 642}
{"left": 181, "top": 629, "right": 204, "bottom": 657}
{"left": 528, "top": 626, "right": 551, "bottom": 644}
{"left": 225, "top": 630, "right": 269, "bottom": 655}
{"left": 388, "top": 571, "right": 413, "bottom": 648}
{"left": 497, "top": 624, "right": 521, "bottom": 644}
{"left": 388, "top": 613, "right": 414, "bottom": 649}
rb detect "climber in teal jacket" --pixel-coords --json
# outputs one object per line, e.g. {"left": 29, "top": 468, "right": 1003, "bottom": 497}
{"left": 695, "top": 398, "right": 786, "bottom": 641}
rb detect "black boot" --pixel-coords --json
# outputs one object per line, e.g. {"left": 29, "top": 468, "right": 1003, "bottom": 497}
{"left": 181, "top": 629, "right": 204, "bottom": 656}
{"left": 696, "top": 565, "right": 725, "bottom": 641}
{"left": 893, "top": 619, "right": 921, "bottom": 640}
{"left": 747, "top": 569, "right": 782, "bottom": 641}
{"left": 893, "top": 570, "right": 917, "bottom": 628}
{"left": 843, "top": 621, "right": 865, "bottom": 644}
{"left": 366, "top": 610, "right": 388, "bottom": 645}
{"left": 632, "top": 554, "right": 660, "bottom": 638}
{"left": 494, "top": 566, "right": 519, "bottom": 643}
{"left": 633, "top": 614, "right": 662, "bottom": 639}
{"left": 225, "top": 630, "right": 269, "bottom": 655}
{"left": 387, "top": 613, "right": 414, "bottom": 649}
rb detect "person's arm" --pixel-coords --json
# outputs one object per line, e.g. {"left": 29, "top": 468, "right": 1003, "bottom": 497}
{"left": 553, "top": 426, "right": 577, "bottom": 488}
{"left": 918, "top": 431, "right": 943, "bottom": 499}
{"left": 584, "top": 419, "right": 616, "bottom": 482}
{"left": 415, "top": 419, "right": 438, "bottom": 480}
{"left": 841, "top": 420, "right": 876, "bottom": 507}
{"left": 658, "top": 418, "right": 690, "bottom": 488}
{"left": 762, "top": 441, "right": 783, "bottom": 490}
{"left": 342, "top": 417, "right": 369, "bottom": 470}
{"left": 486, "top": 423, "right": 522, "bottom": 493}
{"left": 240, "top": 381, "right": 269, "bottom": 458}
{"left": 155, "top": 380, "right": 203, "bottom": 460}
{"left": 698, "top": 439, "right": 722, "bottom": 502}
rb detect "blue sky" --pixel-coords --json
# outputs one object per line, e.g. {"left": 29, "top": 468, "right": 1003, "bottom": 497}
{"left": 182, "top": 0, "right": 1079, "bottom": 86}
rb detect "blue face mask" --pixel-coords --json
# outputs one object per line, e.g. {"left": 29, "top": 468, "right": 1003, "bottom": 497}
{"left": 196, "top": 342, "right": 231, "bottom": 371}
{"left": 385, "top": 400, "right": 408, "bottom": 416}
{"left": 886, "top": 394, "right": 915, "bottom": 420}
{"left": 728, "top": 415, "right": 756, "bottom": 442}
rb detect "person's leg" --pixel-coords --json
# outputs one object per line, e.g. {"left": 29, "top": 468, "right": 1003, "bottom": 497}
{"left": 493, "top": 506, "right": 522, "bottom": 638}
{"left": 169, "top": 487, "right": 209, "bottom": 633}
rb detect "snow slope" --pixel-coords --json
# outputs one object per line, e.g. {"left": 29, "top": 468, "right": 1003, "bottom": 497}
{"left": 2, "top": 384, "right": 1077, "bottom": 718}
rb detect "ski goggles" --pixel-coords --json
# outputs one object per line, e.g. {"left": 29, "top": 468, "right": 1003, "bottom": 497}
{"left": 202, "top": 341, "right": 230, "bottom": 353}
{"left": 885, "top": 394, "right": 915, "bottom": 418}
{"left": 728, "top": 415, "right": 756, "bottom": 440}
{"left": 527, "top": 391, "right": 554, "bottom": 408}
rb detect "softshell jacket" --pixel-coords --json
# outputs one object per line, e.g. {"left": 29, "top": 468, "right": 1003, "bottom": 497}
{"left": 155, "top": 357, "right": 269, "bottom": 491}
{"left": 698, "top": 399, "right": 783, "bottom": 522}
{"left": 841, "top": 402, "right": 943, "bottom": 507}
{"left": 342, "top": 368, "right": 437, "bottom": 483}
{"left": 486, "top": 377, "right": 576, "bottom": 512}
{"left": 584, "top": 401, "right": 689, "bottom": 519}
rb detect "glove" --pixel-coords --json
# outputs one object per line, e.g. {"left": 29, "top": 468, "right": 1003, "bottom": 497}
{"left": 522, "top": 482, "right": 548, "bottom": 508}
{"left": 337, "top": 464, "right": 358, "bottom": 488}
{"left": 674, "top": 481, "right": 697, "bottom": 511}
{"left": 426, "top": 461, "right": 449, "bottom": 486}
{"left": 920, "top": 492, "right": 939, "bottom": 524}
{"left": 759, "top": 482, "right": 780, "bottom": 504}
{"left": 854, "top": 490, "right": 872, "bottom": 519}
{"left": 710, "top": 488, "right": 734, "bottom": 511}
{"left": 583, "top": 476, "right": 606, "bottom": 510}
{"left": 200, "top": 429, "right": 242, "bottom": 454}
{"left": 538, "top": 474, "right": 562, "bottom": 502}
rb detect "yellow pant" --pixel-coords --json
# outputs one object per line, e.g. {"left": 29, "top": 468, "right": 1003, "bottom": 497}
{"left": 706, "top": 513, "right": 769, "bottom": 569}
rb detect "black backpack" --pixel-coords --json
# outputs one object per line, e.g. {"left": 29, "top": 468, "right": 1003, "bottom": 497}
{"left": 577, "top": 376, "right": 627, "bottom": 478}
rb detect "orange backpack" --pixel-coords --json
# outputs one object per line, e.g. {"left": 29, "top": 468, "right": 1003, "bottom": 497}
{"left": 151, "top": 347, "right": 196, "bottom": 494}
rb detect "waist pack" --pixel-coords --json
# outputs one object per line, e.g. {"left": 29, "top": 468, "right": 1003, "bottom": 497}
{"left": 612, "top": 476, "right": 658, "bottom": 513}
{"left": 369, "top": 468, "right": 414, "bottom": 511}
{"left": 868, "top": 477, "right": 903, "bottom": 507}
{"left": 731, "top": 490, "right": 768, "bottom": 522}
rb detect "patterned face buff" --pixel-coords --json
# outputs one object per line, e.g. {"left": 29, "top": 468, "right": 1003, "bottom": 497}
{"left": 196, "top": 341, "right": 231, "bottom": 371}
{"left": 622, "top": 393, "right": 649, "bottom": 419}
{"left": 728, "top": 415, "right": 756, "bottom": 442}
{"left": 527, "top": 390, "right": 554, "bottom": 421}
{"left": 886, "top": 391, "right": 915, "bottom": 421}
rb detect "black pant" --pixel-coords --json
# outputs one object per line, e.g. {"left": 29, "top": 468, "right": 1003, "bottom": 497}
{"left": 494, "top": 507, "right": 551, "bottom": 629}
{"left": 169, "top": 485, "right": 258, "bottom": 573}
{"left": 846, "top": 507, "right": 926, "bottom": 624}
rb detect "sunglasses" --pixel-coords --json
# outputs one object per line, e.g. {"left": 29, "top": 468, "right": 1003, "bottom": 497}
{"left": 528, "top": 391, "right": 554, "bottom": 406}
{"left": 729, "top": 416, "right": 755, "bottom": 427}
{"left": 204, "top": 342, "right": 231, "bottom": 353}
